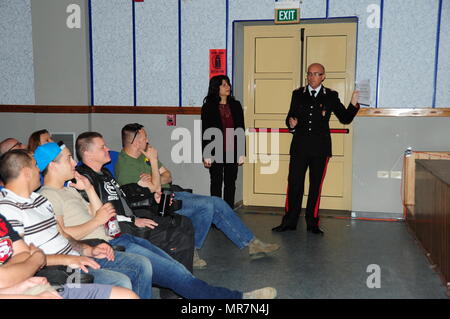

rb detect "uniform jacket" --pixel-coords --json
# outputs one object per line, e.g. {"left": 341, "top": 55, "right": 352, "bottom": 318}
{"left": 286, "top": 86, "right": 359, "bottom": 157}
{"left": 201, "top": 99, "right": 246, "bottom": 162}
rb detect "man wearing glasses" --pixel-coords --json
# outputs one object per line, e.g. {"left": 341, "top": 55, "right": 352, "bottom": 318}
{"left": 272, "top": 63, "right": 360, "bottom": 235}
{"left": 0, "top": 138, "right": 26, "bottom": 156}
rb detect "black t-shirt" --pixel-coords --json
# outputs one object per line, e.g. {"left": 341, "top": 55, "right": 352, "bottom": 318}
{"left": 76, "top": 164, "right": 132, "bottom": 217}
{"left": 0, "top": 213, "right": 20, "bottom": 265}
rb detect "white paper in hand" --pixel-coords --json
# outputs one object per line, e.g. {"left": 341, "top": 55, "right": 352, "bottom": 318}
{"left": 355, "top": 79, "right": 371, "bottom": 106}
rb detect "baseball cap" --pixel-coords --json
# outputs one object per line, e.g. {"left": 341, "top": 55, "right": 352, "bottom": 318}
{"left": 34, "top": 142, "right": 64, "bottom": 172}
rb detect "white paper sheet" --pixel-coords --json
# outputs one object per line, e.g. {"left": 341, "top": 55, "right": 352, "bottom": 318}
{"left": 355, "top": 79, "right": 371, "bottom": 106}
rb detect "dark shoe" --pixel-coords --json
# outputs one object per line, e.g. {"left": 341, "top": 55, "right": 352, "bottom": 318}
{"left": 307, "top": 226, "right": 324, "bottom": 235}
{"left": 272, "top": 224, "right": 296, "bottom": 232}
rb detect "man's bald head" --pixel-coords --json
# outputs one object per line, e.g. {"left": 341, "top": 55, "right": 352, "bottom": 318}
{"left": 307, "top": 63, "right": 325, "bottom": 74}
{"left": 0, "top": 138, "right": 26, "bottom": 156}
{"left": 306, "top": 63, "right": 326, "bottom": 89}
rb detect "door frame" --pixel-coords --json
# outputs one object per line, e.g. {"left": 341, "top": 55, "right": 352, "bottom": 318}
{"left": 233, "top": 17, "right": 358, "bottom": 210}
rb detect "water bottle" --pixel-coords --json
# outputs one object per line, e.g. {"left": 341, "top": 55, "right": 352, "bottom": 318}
{"left": 104, "top": 216, "right": 121, "bottom": 238}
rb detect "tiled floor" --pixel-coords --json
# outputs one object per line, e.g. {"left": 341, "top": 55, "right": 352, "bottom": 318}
{"left": 192, "top": 209, "right": 448, "bottom": 299}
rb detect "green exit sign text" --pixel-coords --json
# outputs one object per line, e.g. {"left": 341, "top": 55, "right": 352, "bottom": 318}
{"left": 275, "top": 8, "right": 300, "bottom": 24}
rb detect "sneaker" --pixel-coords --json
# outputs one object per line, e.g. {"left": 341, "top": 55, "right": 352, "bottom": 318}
{"left": 193, "top": 249, "right": 207, "bottom": 269}
{"left": 248, "top": 238, "right": 280, "bottom": 259}
{"left": 243, "top": 287, "right": 277, "bottom": 299}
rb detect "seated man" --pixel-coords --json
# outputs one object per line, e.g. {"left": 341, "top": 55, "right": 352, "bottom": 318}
{"left": 36, "top": 142, "right": 276, "bottom": 299}
{"left": 0, "top": 138, "right": 27, "bottom": 189}
{"left": 0, "top": 213, "right": 138, "bottom": 299}
{"left": 75, "top": 133, "right": 195, "bottom": 294}
{"left": 115, "top": 123, "right": 280, "bottom": 267}
{"left": 0, "top": 138, "right": 27, "bottom": 156}
{"left": 0, "top": 149, "right": 154, "bottom": 298}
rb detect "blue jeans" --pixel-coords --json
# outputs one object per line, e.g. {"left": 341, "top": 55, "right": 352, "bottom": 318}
{"left": 174, "top": 192, "right": 254, "bottom": 249}
{"left": 110, "top": 233, "right": 242, "bottom": 299}
{"left": 89, "top": 250, "right": 153, "bottom": 299}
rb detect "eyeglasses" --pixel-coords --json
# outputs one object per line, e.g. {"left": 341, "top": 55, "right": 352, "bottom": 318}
{"left": 127, "top": 123, "right": 144, "bottom": 144}
{"left": 7, "top": 141, "right": 22, "bottom": 152}
{"left": 307, "top": 72, "right": 324, "bottom": 77}
{"left": 131, "top": 130, "right": 139, "bottom": 144}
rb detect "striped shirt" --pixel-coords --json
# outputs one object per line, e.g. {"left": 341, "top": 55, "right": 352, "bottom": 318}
{"left": 0, "top": 188, "right": 78, "bottom": 256}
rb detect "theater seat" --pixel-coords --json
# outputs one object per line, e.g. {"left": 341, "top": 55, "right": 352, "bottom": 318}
{"left": 104, "top": 150, "right": 120, "bottom": 178}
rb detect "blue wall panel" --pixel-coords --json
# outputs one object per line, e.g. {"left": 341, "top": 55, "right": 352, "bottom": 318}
{"left": 329, "top": 0, "right": 381, "bottom": 107}
{"left": 181, "top": 0, "right": 226, "bottom": 107}
{"left": 91, "top": 0, "right": 134, "bottom": 106}
{"left": 135, "top": 0, "right": 178, "bottom": 106}
{"left": 378, "top": 0, "right": 439, "bottom": 108}
{"left": 87, "top": 0, "right": 447, "bottom": 109}
{"left": 436, "top": 0, "right": 449, "bottom": 108}
{"left": 0, "top": 0, "right": 35, "bottom": 105}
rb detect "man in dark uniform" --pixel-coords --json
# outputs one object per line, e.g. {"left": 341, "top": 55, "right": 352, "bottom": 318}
{"left": 272, "top": 63, "right": 360, "bottom": 234}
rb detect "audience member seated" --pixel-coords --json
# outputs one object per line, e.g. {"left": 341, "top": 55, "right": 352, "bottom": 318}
{"left": 75, "top": 132, "right": 195, "bottom": 299}
{"left": 115, "top": 123, "right": 280, "bottom": 267}
{"left": 73, "top": 134, "right": 276, "bottom": 299}
{"left": 0, "top": 149, "right": 155, "bottom": 299}
{"left": 27, "top": 129, "right": 54, "bottom": 153}
{"left": 0, "top": 138, "right": 26, "bottom": 156}
{"left": 39, "top": 142, "right": 189, "bottom": 299}
{"left": 0, "top": 138, "right": 27, "bottom": 188}
{"left": 0, "top": 213, "right": 138, "bottom": 299}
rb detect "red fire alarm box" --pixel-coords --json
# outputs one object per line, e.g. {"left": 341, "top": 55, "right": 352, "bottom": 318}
{"left": 167, "top": 114, "right": 176, "bottom": 126}
{"left": 209, "top": 49, "right": 226, "bottom": 79}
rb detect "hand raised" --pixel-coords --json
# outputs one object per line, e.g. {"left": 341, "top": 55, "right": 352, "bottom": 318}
{"left": 141, "top": 145, "right": 158, "bottom": 161}
{"left": 351, "top": 90, "right": 359, "bottom": 107}
{"left": 69, "top": 172, "right": 93, "bottom": 191}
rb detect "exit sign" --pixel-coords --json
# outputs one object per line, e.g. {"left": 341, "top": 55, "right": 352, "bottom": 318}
{"left": 275, "top": 8, "right": 300, "bottom": 24}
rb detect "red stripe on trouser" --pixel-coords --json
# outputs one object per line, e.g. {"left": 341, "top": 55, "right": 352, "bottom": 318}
{"left": 284, "top": 162, "right": 291, "bottom": 213}
{"left": 313, "top": 157, "right": 330, "bottom": 220}
{"left": 284, "top": 185, "right": 289, "bottom": 213}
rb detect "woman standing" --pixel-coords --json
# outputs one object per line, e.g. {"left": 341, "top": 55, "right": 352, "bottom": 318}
{"left": 201, "top": 75, "right": 245, "bottom": 209}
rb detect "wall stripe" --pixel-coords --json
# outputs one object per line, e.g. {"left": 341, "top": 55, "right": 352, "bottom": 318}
{"left": 132, "top": 0, "right": 137, "bottom": 106}
{"left": 178, "top": 0, "right": 182, "bottom": 107}
{"left": 226, "top": 0, "right": 229, "bottom": 77}
{"left": 432, "top": 0, "right": 443, "bottom": 108}
{"left": 326, "top": 0, "right": 330, "bottom": 18}
{"left": 375, "top": 0, "right": 384, "bottom": 108}
{"left": 88, "top": 0, "right": 94, "bottom": 106}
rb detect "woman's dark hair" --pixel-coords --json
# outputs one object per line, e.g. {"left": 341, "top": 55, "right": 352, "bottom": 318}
{"left": 28, "top": 129, "right": 50, "bottom": 153}
{"left": 203, "top": 75, "right": 235, "bottom": 105}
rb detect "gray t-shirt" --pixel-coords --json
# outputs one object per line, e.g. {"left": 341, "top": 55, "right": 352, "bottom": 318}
{"left": 39, "top": 186, "right": 110, "bottom": 241}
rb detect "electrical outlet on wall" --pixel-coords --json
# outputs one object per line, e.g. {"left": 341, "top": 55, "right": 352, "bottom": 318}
{"left": 377, "top": 171, "right": 389, "bottom": 179}
{"left": 390, "top": 171, "right": 402, "bottom": 179}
